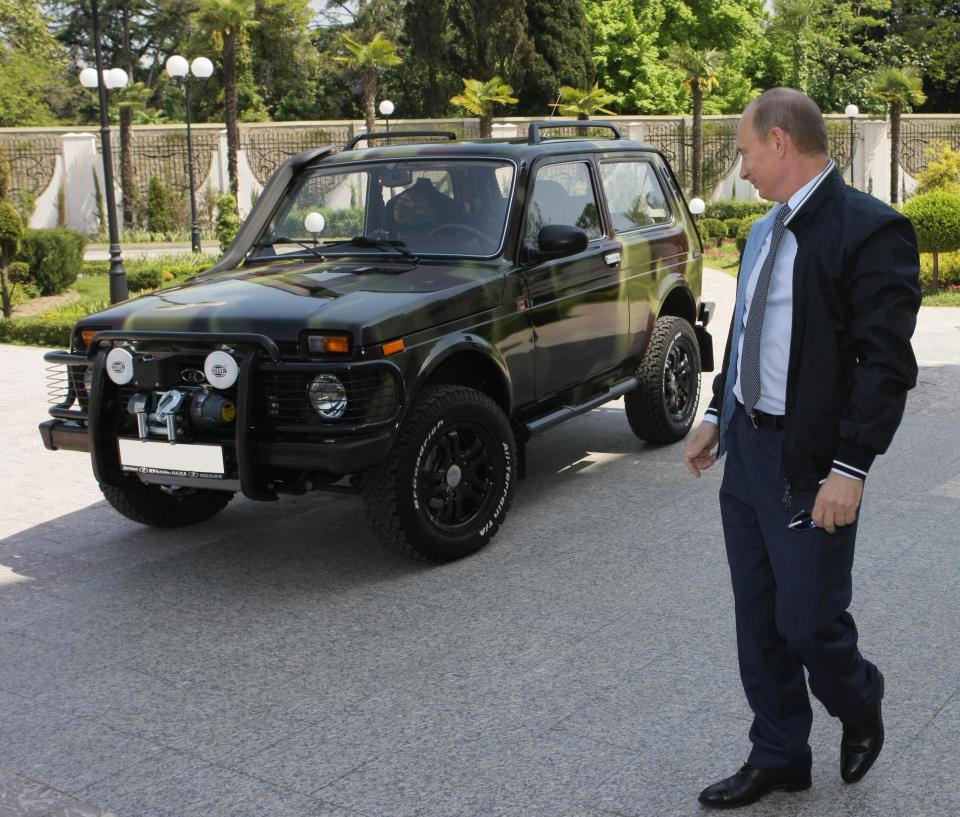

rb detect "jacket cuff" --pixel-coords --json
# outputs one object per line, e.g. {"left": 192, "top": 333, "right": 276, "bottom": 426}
{"left": 703, "top": 407, "right": 718, "bottom": 425}
{"left": 833, "top": 439, "right": 876, "bottom": 478}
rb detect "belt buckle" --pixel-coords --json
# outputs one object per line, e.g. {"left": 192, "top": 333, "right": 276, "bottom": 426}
{"left": 748, "top": 409, "right": 761, "bottom": 429}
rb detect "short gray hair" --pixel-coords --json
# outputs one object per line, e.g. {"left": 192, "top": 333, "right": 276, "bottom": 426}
{"left": 746, "top": 88, "right": 828, "bottom": 156}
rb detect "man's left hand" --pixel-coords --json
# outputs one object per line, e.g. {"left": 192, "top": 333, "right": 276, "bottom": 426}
{"left": 812, "top": 472, "right": 864, "bottom": 533}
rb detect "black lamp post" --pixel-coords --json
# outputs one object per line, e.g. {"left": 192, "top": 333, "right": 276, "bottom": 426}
{"left": 166, "top": 55, "right": 214, "bottom": 254}
{"left": 82, "top": 0, "right": 128, "bottom": 303}
{"left": 844, "top": 104, "right": 859, "bottom": 187}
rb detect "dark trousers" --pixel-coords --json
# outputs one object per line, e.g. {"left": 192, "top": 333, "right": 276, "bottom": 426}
{"left": 719, "top": 408, "right": 881, "bottom": 770}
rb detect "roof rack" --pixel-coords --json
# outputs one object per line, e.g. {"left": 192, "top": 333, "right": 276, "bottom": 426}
{"left": 343, "top": 130, "right": 458, "bottom": 151}
{"left": 527, "top": 120, "right": 623, "bottom": 145}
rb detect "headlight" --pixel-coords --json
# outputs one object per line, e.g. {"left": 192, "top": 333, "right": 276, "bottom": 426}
{"left": 307, "top": 373, "right": 347, "bottom": 419}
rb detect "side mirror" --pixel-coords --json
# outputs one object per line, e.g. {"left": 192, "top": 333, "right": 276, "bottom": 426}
{"left": 687, "top": 197, "right": 706, "bottom": 216}
{"left": 526, "top": 224, "right": 588, "bottom": 263}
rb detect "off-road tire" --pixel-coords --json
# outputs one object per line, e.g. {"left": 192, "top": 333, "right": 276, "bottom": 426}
{"left": 362, "top": 385, "right": 517, "bottom": 562}
{"left": 100, "top": 480, "right": 234, "bottom": 527}
{"left": 625, "top": 315, "right": 701, "bottom": 444}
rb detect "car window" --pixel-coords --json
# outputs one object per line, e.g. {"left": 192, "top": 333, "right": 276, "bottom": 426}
{"left": 599, "top": 160, "right": 673, "bottom": 233}
{"left": 261, "top": 159, "right": 514, "bottom": 258}
{"left": 525, "top": 162, "right": 603, "bottom": 249}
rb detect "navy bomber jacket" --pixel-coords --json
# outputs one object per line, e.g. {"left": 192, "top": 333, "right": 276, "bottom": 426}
{"left": 708, "top": 169, "right": 922, "bottom": 498}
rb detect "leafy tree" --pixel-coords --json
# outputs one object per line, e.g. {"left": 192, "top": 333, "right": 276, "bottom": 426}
{"left": 0, "top": 0, "right": 78, "bottom": 125}
{"left": 248, "top": 0, "right": 321, "bottom": 120}
{"left": 0, "top": 200, "right": 23, "bottom": 318}
{"left": 400, "top": 0, "right": 458, "bottom": 118}
{"left": 867, "top": 66, "right": 926, "bottom": 203}
{"left": 518, "top": 0, "right": 595, "bottom": 113}
{"left": 450, "top": 76, "right": 518, "bottom": 137}
{"left": 890, "top": 0, "right": 960, "bottom": 113}
{"left": 583, "top": 0, "right": 686, "bottom": 114}
{"left": 447, "top": 0, "right": 536, "bottom": 99}
{"left": 671, "top": 46, "right": 726, "bottom": 195}
{"left": 215, "top": 193, "right": 239, "bottom": 251}
{"left": 557, "top": 84, "right": 617, "bottom": 120}
{"left": 902, "top": 191, "right": 960, "bottom": 289}
{"left": 334, "top": 31, "right": 402, "bottom": 132}
{"left": 113, "top": 81, "right": 153, "bottom": 227}
{"left": 194, "top": 0, "right": 259, "bottom": 196}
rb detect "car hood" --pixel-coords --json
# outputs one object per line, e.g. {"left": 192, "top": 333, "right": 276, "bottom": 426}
{"left": 79, "top": 258, "right": 508, "bottom": 346}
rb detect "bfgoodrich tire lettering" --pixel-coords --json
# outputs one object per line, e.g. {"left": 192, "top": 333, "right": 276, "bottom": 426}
{"left": 100, "top": 481, "right": 233, "bottom": 527}
{"left": 625, "top": 315, "right": 701, "bottom": 443}
{"left": 362, "top": 385, "right": 516, "bottom": 562}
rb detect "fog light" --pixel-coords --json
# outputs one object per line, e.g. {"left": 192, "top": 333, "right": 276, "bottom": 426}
{"left": 307, "top": 373, "right": 347, "bottom": 419}
{"left": 203, "top": 350, "right": 239, "bottom": 389}
{"left": 105, "top": 347, "right": 134, "bottom": 385}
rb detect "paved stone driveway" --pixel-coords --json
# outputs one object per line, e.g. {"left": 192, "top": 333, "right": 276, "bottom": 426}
{"left": 0, "top": 269, "right": 957, "bottom": 817}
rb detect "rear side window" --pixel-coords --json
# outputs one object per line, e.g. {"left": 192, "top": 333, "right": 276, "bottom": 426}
{"left": 599, "top": 160, "right": 673, "bottom": 233}
{"left": 525, "top": 162, "right": 603, "bottom": 248}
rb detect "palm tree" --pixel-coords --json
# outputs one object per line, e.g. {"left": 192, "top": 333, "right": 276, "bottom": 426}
{"left": 195, "top": 0, "right": 258, "bottom": 197}
{"left": 113, "top": 82, "right": 153, "bottom": 228}
{"left": 556, "top": 84, "right": 617, "bottom": 120}
{"left": 671, "top": 46, "right": 725, "bottom": 196}
{"left": 450, "top": 77, "right": 518, "bottom": 138}
{"left": 867, "top": 67, "right": 926, "bottom": 204}
{"left": 334, "top": 32, "right": 402, "bottom": 133}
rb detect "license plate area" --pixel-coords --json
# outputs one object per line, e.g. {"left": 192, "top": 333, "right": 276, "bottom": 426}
{"left": 118, "top": 438, "right": 225, "bottom": 479}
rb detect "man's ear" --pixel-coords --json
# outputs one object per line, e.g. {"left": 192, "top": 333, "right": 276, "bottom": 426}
{"left": 769, "top": 126, "right": 789, "bottom": 157}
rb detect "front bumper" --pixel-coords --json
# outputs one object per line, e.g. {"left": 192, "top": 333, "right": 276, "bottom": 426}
{"left": 40, "top": 331, "right": 403, "bottom": 499}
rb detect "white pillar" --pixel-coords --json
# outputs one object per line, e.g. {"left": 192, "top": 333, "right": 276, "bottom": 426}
{"left": 61, "top": 132, "right": 100, "bottom": 233}
{"left": 623, "top": 122, "right": 644, "bottom": 142}
{"left": 860, "top": 119, "right": 890, "bottom": 202}
{"left": 491, "top": 122, "right": 518, "bottom": 139}
{"left": 216, "top": 128, "right": 230, "bottom": 197}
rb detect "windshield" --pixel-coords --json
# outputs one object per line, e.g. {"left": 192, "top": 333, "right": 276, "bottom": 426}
{"left": 255, "top": 159, "right": 515, "bottom": 259}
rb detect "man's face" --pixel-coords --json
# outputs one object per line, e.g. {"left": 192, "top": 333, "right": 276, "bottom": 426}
{"left": 736, "top": 111, "right": 781, "bottom": 202}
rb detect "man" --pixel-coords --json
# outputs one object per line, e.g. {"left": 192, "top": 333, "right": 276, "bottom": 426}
{"left": 684, "top": 87, "right": 921, "bottom": 808}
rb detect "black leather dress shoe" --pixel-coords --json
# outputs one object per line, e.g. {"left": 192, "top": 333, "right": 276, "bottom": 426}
{"left": 841, "top": 671, "right": 885, "bottom": 783}
{"left": 698, "top": 762, "right": 812, "bottom": 809}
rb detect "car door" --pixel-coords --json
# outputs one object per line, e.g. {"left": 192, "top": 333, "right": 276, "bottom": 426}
{"left": 597, "top": 155, "right": 691, "bottom": 360}
{"left": 520, "top": 158, "right": 628, "bottom": 398}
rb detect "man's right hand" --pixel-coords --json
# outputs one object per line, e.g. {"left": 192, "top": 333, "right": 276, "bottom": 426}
{"left": 684, "top": 421, "right": 719, "bottom": 477}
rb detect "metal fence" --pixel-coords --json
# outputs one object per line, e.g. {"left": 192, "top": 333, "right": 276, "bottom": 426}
{"left": 900, "top": 118, "right": 960, "bottom": 177}
{"left": 0, "top": 133, "right": 61, "bottom": 207}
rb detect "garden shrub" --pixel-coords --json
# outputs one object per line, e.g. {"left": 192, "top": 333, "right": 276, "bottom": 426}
{"left": 704, "top": 199, "right": 770, "bottom": 221}
{"left": 126, "top": 265, "right": 163, "bottom": 291}
{"left": 0, "top": 314, "right": 75, "bottom": 347}
{"left": 735, "top": 215, "right": 762, "bottom": 253}
{"left": 725, "top": 217, "right": 745, "bottom": 239}
{"left": 917, "top": 142, "right": 960, "bottom": 195}
{"left": 216, "top": 194, "right": 240, "bottom": 252}
{"left": 902, "top": 190, "right": 960, "bottom": 289}
{"left": 697, "top": 218, "right": 725, "bottom": 247}
{"left": 17, "top": 228, "right": 86, "bottom": 295}
{"left": 920, "top": 251, "right": 960, "bottom": 288}
{"left": 146, "top": 176, "right": 174, "bottom": 234}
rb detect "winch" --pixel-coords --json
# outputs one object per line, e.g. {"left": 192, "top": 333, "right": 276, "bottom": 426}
{"left": 127, "top": 388, "right": 236, "bottom": 441}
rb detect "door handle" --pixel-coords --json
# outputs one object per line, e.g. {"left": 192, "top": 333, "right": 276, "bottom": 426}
{"left": 604, "top": 251, "right": 621, "bottom": 267}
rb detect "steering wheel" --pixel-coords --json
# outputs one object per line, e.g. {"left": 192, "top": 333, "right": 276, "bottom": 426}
{"left": 427, "top": 223, "right": 490, "bottom": 244}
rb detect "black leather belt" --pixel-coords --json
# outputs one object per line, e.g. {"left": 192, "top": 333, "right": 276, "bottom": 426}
{"left": 738, "top": 402, "right": 785, "bottom": 430}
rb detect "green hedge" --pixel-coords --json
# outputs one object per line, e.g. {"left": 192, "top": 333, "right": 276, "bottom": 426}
{"left": 0, "top": 315, "right": 74, "bottom": 347}
{"left": 17, "top": 228, "right": 87, "bottom": 295}
{"left": 697, "top": 217, "right": 725, "bottom": 246}
{"left": 735, "top": 215, "right": 762, "bottom": 253}
{"left": 704, "top": 200, "right": 771, "bottom": 221}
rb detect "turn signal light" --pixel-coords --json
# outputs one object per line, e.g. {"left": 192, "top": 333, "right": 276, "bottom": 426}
{"left": 382, "top": 338, "right": 405, "bottom": 356}
{"left": 79, "top": 328, "right": 99, "bottom": 348}
{"left": 307, "top": 334, "right": 351, "bottom": 354}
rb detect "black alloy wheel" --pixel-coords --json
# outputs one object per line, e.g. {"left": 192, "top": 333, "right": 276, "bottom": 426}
{"left": 418, "top": 422, "right": 497, "bottom": 533}
{"left": 664, "top": 338, "right": 696, "bottom": 422}
{"left": 363, "top": 385, "right": 517, "bottom": 562}
{"left": 625, "top": 315, "right": 702, "bottom": 444}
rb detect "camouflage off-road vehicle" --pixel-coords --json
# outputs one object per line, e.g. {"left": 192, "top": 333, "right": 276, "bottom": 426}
{"left": 40, "top": 122, "right": 714, "bottom": 562}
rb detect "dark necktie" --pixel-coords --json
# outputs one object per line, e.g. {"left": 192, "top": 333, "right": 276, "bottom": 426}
{"left": 741, "top": 203, "right": 792, "bottom": 414}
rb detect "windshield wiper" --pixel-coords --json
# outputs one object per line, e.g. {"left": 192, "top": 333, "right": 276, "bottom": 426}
{"left": 322, "top": 236, "right": 419, "bottom": 264}
{"left": 254, "top": 236, "right": 326, "bottom": 259}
